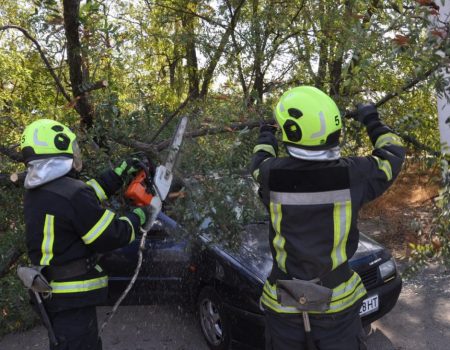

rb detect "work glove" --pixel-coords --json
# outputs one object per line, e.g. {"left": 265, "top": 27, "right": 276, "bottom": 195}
{"left": 132, "top": 207, "right": 148, "bottom": 227}
{"left": 260, "top": 123, "right": 278, "bottom": 134}
{"left": 114, "top": 158, "right": 141, "bottom": 179}
{"left": 352, "top": 103, "right": 380, "bottom": 126}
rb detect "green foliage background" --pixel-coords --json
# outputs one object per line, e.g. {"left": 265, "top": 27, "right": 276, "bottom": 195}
{"left": 0, "top": 0, "right": 447, "bottom": 336}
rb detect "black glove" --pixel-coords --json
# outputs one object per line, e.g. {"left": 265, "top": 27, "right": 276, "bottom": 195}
{"left": 353, "top": 103, "right": 380, "bottom": 126}
{"left": 260, "top": 123, "right": 278, "bottom": 134}
{"left": 114, "top": 158, "right": 141, "bottom": 179}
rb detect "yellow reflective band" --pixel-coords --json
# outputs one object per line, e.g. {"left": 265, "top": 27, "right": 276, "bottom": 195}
{"left": 119, "top": 216, "right": 135, "bottom": 243}
{"left": 373, "top": 156, "right": 393, "bottom": 181}
{"left": 331, "top": 273, "right": 363, "bottom": 300}
{"left": 375, "top": 133, "right": 403, "bottom": 148}
{"left": 331, "top": 201, "right": 351, "bottom": 270}
{"left": 95, "top": 265, "right": 103, "bottom": 273}
{"left": 270, "top": 202, "right": 287, "bottom": 272}
{"left": 86, "top": 179, "right": 108, "bottom": 201}
{"left": 253, "top": 144, "right": 276, "bottom": 157}
{"left": 252, "top": 168, "right": 260, "bottom": 181}
{"left": 260, "top": 281, "right": 300, "bottom": 314}
{"left": 40, "top": 214, "right": 55, "bottom": 266}
{"left": 50, "top": 276, "right": 108, "bottom": 294}
{"left": 82, "top": 210, "right": 115, "bottom": 245}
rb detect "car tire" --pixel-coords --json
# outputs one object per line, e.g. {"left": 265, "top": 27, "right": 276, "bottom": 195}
{"left": 198, "top": 286, "right": 231, "bottom": 350}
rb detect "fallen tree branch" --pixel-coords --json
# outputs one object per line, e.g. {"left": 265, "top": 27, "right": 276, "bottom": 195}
{"left": 147, "top": 93, "right": 194, "bottom": 144}
{"left": 156, "top": 119, "right": 262, "bottom": 150}
{"left": 0, "top": 25, "right": 71, "bottom": 102}
{"left": 375, "top": 64, "right": 441, "bottom": 108}
{"left": 0, "top": 144, "right": 23, "bottom": 162}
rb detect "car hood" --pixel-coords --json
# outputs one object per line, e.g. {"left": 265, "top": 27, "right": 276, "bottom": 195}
{"left": 219, "top": 222, "right": 386, "bottom": 282}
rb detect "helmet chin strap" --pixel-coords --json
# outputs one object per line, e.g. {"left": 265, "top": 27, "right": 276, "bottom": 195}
{"left": 286, "top": 145, "right": 341, "bottom": 161}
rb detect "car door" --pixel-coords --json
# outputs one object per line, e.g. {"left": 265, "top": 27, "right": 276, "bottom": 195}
{"left": 98, "top": 216, "right": 191, "bottom": 305}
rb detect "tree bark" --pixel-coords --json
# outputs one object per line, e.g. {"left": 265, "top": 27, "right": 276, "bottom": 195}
{"left": 199, "top": 0, "right": 246, "bottom": 98}
{"left": 62, "top": 0, "right": 94, "bottom": 129}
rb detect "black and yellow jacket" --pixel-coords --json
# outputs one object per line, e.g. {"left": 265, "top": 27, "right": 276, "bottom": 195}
{"left": 250, "top": 119, "right": 405, "bottom": 315}
{"left": 24, "top": 170, "right": 140, "bottom": 312}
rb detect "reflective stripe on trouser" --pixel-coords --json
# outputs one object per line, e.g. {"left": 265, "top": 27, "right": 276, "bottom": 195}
{"left": 81, "top": 210, "right": 115, "bottom": 245}
{"left": 270, "top": 202, "right": 287, "bottom": 273}
{"left": 261, "top": 272, "right": 367, "bottom": 314}
{"left": 40, "top": 214, "right": 55, "bottom": 265}
{"left": 86, "top": 179, "right": 108, "bottom": 201}
{"left": 50, "top": 276, "right": 108, "bottom": 294}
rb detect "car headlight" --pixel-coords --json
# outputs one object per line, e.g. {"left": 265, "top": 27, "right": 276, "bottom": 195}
{"left": 379, "top": 259, "right": 396, "bottom": 281}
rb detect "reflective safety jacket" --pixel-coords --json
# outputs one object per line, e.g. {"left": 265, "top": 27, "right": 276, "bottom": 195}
{"left": 24, "top": 170, "right": 140, "bottom": 312}
{"left": 250, "top": 120, "right": 405, "bottom": 315}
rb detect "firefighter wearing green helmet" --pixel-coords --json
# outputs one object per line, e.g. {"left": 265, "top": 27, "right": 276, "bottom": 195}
{"left": 250, "top": 86, "right": 405, "bottom": 350}
{"left": 20, "top": 119, "right": 149, "bottom": 350}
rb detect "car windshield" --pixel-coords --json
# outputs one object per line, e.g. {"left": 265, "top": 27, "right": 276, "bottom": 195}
{"left": 166, "top": 174, "right": 268, "bottom": 247}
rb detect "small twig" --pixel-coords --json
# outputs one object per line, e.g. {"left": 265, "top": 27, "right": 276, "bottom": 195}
{"left": 148, "top": 93, "right": 194, "bottom": 144}
{"left": 375, "top": 65, "right": 441, "bottom": 108}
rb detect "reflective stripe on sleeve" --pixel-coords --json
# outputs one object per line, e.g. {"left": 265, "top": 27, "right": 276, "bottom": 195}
{"left": 81, "top": 210, "right": 115, "bottom": 244}
{"left": 50, "top": 276, "right": 108, "bottom": 294}
{"left": 270, "top": 202, "right": 287, "bottom": 273}
{"left": 331, "top": 201, "right": 351, "bottom": 270}
{"left": 373, "top": 156, "right": 393, "bottom": 181}
{"left": 253, "top": 144, "right": 276, "bottom": 157}
{"left": 375, "top": 133, "right": 403, "bottom": 149}
{"left": 252, "top": 168, "right": 260, "bottom": 181}
{"left": 40, "top": 214, "right": 55, "bottom": 266}
{"left": 119, "top": 216, "right": 136, "bottom": 243}
{"left": 86, "top": 179, "right": 108, "bottom": 201}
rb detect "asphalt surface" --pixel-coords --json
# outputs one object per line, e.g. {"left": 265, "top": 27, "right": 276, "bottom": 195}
{"left": 1, "top": 264, "right": 449, "bottom": 350}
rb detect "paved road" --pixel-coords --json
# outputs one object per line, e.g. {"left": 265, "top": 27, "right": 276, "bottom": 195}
{"left": 1, "top": 265, "right": 449, "bottom": 350}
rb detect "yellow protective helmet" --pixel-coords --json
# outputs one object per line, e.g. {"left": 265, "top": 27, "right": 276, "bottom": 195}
{"left": 20, "top": 119, "right": 78, "bottom": 163}
{"left": 274, "top": 86, "right": 342, "bottom": 149}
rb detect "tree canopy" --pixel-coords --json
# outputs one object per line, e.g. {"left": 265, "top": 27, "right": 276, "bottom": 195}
{"left": 0, "top": 0, "right": 449, "bottom": 333}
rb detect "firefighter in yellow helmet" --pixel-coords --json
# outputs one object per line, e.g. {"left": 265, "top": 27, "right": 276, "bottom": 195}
{"left": 20, "top": 119, "right": 148, "bottom": 350}
{"left": 250, "top": 86, "right": 405, "bottom": 350}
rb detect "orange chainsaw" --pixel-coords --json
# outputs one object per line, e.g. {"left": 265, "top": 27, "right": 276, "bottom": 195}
{"left": 124, "top": 117, "right": 188, "bottom": 227}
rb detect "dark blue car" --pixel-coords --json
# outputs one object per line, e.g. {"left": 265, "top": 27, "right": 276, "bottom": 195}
{"left": 99, "top": 211, "right": 402, "bottom": 350}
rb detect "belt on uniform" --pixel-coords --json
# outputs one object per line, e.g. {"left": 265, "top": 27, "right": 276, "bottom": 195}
{"left": 43, "top": 256, "right": 98, "bottom": 281}
{"left": 270, "top": 261, "right": 353, "bottom": 289}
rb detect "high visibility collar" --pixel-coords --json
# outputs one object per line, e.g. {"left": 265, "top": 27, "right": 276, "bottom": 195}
{"left": 25, "top": 157, "right": 73, "bottom": 189}
{"left": 286, "top": 145, "right": 341, "bottom": 161}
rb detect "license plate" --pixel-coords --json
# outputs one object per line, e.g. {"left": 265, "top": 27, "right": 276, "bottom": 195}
{"left": 359, "top": 295, "right": 379, "bottom": 317}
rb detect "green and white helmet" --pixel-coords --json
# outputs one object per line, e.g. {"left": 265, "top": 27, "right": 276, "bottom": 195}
{"left": 274, "top": 86, "right": 342, "bottom": 150}
{"left": 20, "top": 119, "right": 79, "bottom": 164}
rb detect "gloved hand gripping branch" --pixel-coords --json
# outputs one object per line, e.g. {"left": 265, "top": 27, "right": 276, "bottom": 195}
{"left": 348, "top": 103, "right": 393, "bottom": 145}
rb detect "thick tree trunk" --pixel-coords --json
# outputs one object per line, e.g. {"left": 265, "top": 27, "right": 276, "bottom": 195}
{"left": 62, "top": 0, "right": 94, "bottom": 129}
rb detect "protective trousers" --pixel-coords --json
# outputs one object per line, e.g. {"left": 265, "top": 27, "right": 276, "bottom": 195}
{"left": 265, "top": 302, "right": 367, "bottom": 350}
{"left": 48, "top": 306, "right": 102, "bottom": 350}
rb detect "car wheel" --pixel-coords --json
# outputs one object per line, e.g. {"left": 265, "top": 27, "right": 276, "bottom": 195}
{"left": 198, "top": 286, "right": 231, "bottom": 350}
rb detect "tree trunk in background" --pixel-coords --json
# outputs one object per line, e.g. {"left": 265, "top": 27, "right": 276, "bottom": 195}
{"left": 182, "top": 2, "right": 200, "bottom": 99}
{"left": 63, "top": 0, "right": 94, "bottom": 129}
